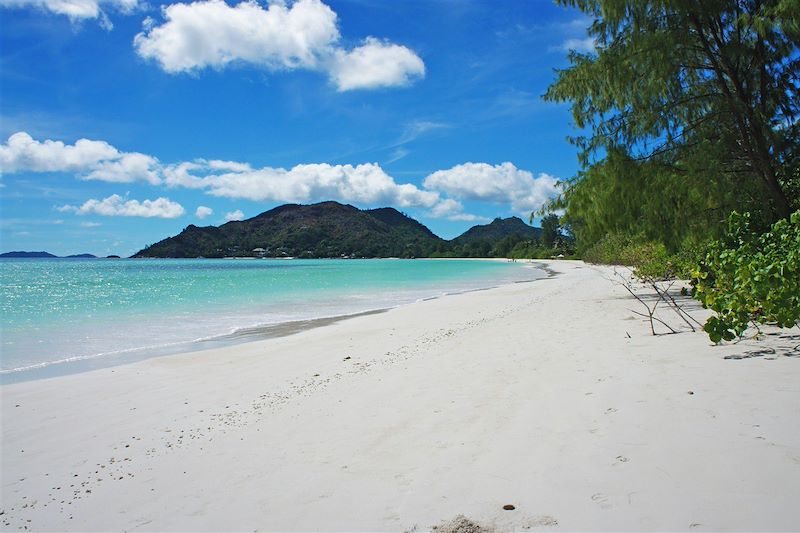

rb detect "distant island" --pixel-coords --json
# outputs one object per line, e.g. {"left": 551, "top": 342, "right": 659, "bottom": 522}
{"left": 0, "top": 251, "right": 98, "bottom": 259}
{"left": 134, "top": 201, "right": 547, "bottom": 259}
{"left": 0, "top": 251, "right": 60, "bottom": 258}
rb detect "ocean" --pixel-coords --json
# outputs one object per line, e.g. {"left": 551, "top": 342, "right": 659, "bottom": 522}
{"left": 0, "top": 258, "right": 545, "bottom": 382}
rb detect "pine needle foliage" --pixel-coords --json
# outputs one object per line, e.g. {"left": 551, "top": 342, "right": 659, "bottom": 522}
{"left": 546, "top": 0, "right": 800, "bottom": 246}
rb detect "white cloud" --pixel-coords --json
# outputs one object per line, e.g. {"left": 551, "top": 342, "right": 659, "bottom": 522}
{"left": 133, "top": 0, "right": 424, "bottom": 91}
{"left": 60, "top": 194, "right": 185, "bottom": 218}
{"left": 5, "top": 132, "right": 561, "bottom": 222}
{"left": 80, "top": 221, "right": 102, "bottom": 227}
{"left": 556, "top": 37, "right": 596, "bottom": 53}
{"left": 386, "top": 147, "right": 409, "bottom": 164}
{"left": 207, "top": 159, "right": 252, "bottom": 172}
{"left": 383, "top": 120, "right": 448, "bottom": 163}
{"left": 427, "top": 198, "right": 487, "bottom": 222}
{"left": 224, "top": 209, "right": 244, "bottom": 222}
{"left": 423, "top": 162, "right": 560, "bottom": 214}
{"left": 83, "top": 152, "right": 161, "bottom": 185}
{"left": 134, "top": 0, "right": 338, "bottom": 73}
{"left": 329, "top": 38, "right": 424, "bottom": 91}
{"left": 195, "top": 205, "right": 213, "bottom": 219}
{"left": 1, "top": 131, "right": 118, "bottom": 173}
{"left": 164, "top": 160, "right": 440, "bottom": 209}
{"left": 446, "top": 213, "right": 487, "bottom": 222}
{"left": 0, "top": 132, "right": 161, "bottom": 184}
{"left": 0, "top": 0, "right": 139, "bottom": 23}
{"left": 429, "top": 198, "right": 463, "bottom": 217}
{"left": 397, "top": 120, "right": 449, "bottom": 144}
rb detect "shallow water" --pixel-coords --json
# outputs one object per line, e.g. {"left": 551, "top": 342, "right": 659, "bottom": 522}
{"left": 0, "top": 258, "right": 544, "bottom": 381}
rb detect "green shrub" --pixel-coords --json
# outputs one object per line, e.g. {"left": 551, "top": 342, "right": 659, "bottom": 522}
{"left": 636, "top": 246, "right": 704, "bottom": 280}
{"left": 691, "top": 211, "right": 800, "bottom": 342}
{"left": 581, "top": 233, "right": 702, "bottom": 279}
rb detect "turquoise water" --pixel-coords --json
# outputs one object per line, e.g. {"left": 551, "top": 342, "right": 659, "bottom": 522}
{"left": 1, "top": 258, "right": 544, "bottom": 381}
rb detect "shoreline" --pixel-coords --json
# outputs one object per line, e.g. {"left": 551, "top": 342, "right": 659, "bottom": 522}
{"left": 2, "top": 260, "right": 798, "bottom": 531}
{"left": 1, "top": 258, "right": 546, "bottom": 384}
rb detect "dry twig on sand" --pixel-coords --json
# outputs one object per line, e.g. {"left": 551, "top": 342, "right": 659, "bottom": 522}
{"left": 611, "top": 267, "right": 702, "bottom": 336}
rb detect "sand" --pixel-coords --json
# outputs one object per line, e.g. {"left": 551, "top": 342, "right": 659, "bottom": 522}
{"left": 2, "top": 260, "right": 799, "bottom": 531}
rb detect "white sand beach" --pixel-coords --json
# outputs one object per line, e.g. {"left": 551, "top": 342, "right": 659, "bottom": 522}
{"left": 2, "top": 260, "right": 799, "bottom": 531}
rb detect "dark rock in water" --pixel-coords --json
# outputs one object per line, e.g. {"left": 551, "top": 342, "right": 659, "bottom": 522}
{"left": 105, "top": 255, "right": 122, "bottom": 259}
{"left": 0, "top": 251, "right": 58, "bottom": 258}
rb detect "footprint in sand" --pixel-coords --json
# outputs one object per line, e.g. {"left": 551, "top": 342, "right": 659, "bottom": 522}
{"left": 591, "top": 492, "right": 612, "bottom": 510}
{"left": 520, "top": 515, "right": 559, "bottom": 528}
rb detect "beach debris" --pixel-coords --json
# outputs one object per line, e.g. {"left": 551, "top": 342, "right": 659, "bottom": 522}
{"left": 343, "top": 356, "right": 351, "bottom": 361}
{"left": 432, "top": 515, "right": 488, "bottom": 533}
{"left": 612, "top": 268, "right": 703, "bottom": 335}
{"left": 688, "top": 391, "right": 694, "bottom": 395}
{"left": 502, "top": 504, "right": 516, "bottom": 510}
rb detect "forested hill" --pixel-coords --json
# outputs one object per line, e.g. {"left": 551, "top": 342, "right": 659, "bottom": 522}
{"left": 133, "top": 201, "right": 447, "bottom": 258}
{"left": 453, "top": 217, "right": 541, "bottom": 244}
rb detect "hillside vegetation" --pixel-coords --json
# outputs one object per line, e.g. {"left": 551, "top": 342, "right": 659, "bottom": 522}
{"left": 133, "top": 202, "right": 564, "bottom": 259}
{"left": 544, "top": 0, "right": 799, "bottom": 339}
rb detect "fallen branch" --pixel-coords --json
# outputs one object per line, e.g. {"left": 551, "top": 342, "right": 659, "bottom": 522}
{"left": 612, "top": 267, "right": 702, "bottom": 336}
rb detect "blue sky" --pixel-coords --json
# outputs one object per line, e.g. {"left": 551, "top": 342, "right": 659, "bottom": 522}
{"left": 0, "top": 0, "right": 591, "bottom": 256}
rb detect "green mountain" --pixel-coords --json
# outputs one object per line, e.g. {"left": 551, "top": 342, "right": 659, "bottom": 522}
{"left": 134, "top": 201, "right": 445, "bottom": 258}
{"left": 440, "top": 216, "right": 543, "bottom": 258}
{"left": 453, "top": 217, "right": 541, "bottom": 244}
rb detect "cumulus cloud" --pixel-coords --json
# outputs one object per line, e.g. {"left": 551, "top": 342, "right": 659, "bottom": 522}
{"left": 224, "top": 209, "right": 244, "bottom": 222}
{"left": 0, "top": 0, "right": 139, "bottom": 25}
{"left": 423, "top": 162, "right": 560, "bottom": 213}
{"left": 59, "top": 194, "right": 185, "bottom": 218}
{"left": 6, "top": 132, "right": 560, "bottom": 223}
{"left": 427, "top": 198, "right": 487, "bottom": 222}
{"left": 1, "top": 132, "right": 118, "bottom": 173}
{"left": 164, "top": 160, "right": 440, "bottom": 209}
{"left": 134, "top": 0, "right": 338, "bottom": 73}
{"left": 329, "top": 38, "right": 424, "bottom": 91}
{"left": 133, "top": 0, "right": 424, "bottom": 91}
{"left": 447, "top": 213, "right": 487, "bottom": 222}
{"left": 83, "top": 153, "right": 161, "bottom": 185}
{"left": 195, "top": 205, "right": 213, "bottom": 219}
{"left": 0, "top": 132, "right": 161, "bottom": 184}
